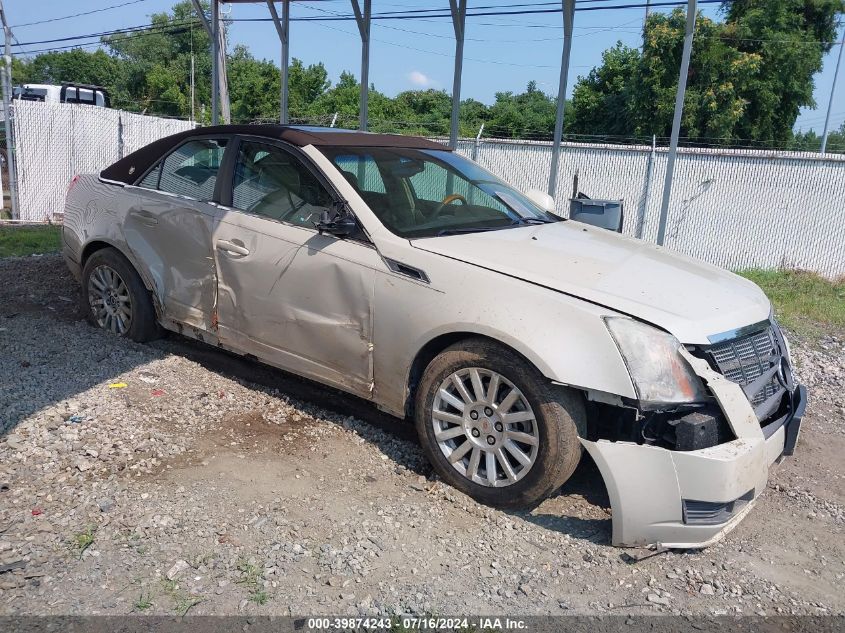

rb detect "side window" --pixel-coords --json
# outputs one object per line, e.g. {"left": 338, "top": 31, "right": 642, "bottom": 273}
{"left": 158, "top": 138, "right": 227, "bottom": 201}
{"left": 232, "top": 141, "right": 333, "bottom": 228}
{"left": 332, "top": 154, "right": 386, "bottom": 194}
{"left": 137, "top": 163, "right": 161, "bottom": 189}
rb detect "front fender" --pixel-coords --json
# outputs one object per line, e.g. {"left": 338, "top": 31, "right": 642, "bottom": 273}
{"left": 371, "top": 256, "right": 635, "bottom": 417}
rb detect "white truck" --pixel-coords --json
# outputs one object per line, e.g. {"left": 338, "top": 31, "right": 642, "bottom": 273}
{"left": 13, "top": 83, "right": 110, "bottom": 108}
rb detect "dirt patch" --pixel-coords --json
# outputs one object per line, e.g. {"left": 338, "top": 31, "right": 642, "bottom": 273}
{"left": 0, "top": 254, "right": 842, "bottom": 617}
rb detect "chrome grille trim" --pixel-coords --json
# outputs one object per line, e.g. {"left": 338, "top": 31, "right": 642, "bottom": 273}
{"left": 704, "top": 322, "right": 788, "bottom": 419}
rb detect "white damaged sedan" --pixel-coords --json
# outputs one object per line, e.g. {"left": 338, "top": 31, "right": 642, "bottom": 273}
{"left": 62, "top": 125, "right": 806, "bottom": 548}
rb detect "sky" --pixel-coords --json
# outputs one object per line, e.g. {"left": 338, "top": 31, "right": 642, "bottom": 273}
{"left": 6, "top": 0, "right": 844, "bottom": 135}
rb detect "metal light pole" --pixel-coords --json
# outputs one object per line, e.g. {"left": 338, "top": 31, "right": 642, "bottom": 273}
{"left": 548, "top": 0, "right": 575, "bottom": 198}
{"left": 656, "top": 0, "right": 696, "bottom": 247}
{"left": 351, "top": 0, "right": 371, "bottom": 131}
{"left": 821, "top": 29, "right": 844, "bottom": 155}
{"left": 448, "top": 0, "right": 467, "bottom": 148}
{"left": 267, "top": 1, "right": 290, "bottom": 124}
{"left": 0, "top": 0, "right": 19, "bottom": 219}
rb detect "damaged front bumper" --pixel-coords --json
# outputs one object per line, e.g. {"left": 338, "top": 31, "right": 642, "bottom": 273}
{"left": 581, "top": 349, "right": 807, "bottom": 549}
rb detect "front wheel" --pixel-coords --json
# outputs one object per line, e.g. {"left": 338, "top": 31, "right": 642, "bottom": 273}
{"left": 415, "top": 338, "right": 586, "bottom": 509}
{"left": 81, "top": 247, "right": 160, "bottom": 342}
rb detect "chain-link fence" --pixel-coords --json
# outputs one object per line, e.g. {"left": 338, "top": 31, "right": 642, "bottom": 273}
{"left": 446, "top": 136, "right": 845, "bottom": 278}
{"left": 9, "top": 101, "right": 194, "bottom": 223}
{"left": 6, "top": 102, "right": 845, "bottom": 277}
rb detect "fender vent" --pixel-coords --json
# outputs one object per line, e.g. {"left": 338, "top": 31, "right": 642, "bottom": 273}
{"left": 385, "top": 259, "right": 429, "bottom": 283}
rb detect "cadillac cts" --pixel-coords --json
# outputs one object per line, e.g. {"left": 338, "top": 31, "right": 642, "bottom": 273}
{"left": 62, "top": 125, "right": 807, "bottom": 548}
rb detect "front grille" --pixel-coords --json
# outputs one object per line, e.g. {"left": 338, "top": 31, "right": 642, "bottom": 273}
{"left": 704, "top": 323, "right": 789, "bottom": 422}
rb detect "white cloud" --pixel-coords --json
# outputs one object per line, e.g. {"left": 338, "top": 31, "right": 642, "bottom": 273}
{"left": 408, "top": 70, "right": 434, "bottom": 87}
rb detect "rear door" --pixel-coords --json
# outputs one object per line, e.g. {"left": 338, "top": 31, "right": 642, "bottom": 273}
{"left": 212, "top": 137, "right": 379, "bottom": 396}
{"left": 124, "top": 136, "right": 229, "bottom": 331}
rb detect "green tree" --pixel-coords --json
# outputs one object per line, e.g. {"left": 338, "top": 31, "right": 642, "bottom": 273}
{"left": 288, "top": 59, "right": 330, "bottom": 117}
{"left": 103, "top": 0, "right": 212, "bottom": 117}
{"left": 486, "top": 81, "right": 558, "bottom": 138}
{"left": 723, "top": 0, "right": 842, "bottom": 142}
{"left": 569, "top": 1, "right": 843, "bottom": 145}
{"left": 228, "top": 45, "right": 280, "bottom": 123}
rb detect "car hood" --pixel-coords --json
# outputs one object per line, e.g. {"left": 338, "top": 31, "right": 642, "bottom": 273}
{"left": 411, "top": 222, "right": 770, "bottom": 344}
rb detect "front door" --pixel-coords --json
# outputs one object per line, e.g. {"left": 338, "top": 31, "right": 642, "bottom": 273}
{"left": 212, "top": 138, "right": 379, "bottom": 397}
{"left": 124, "top": 136, "right": 228, "bottom": 331}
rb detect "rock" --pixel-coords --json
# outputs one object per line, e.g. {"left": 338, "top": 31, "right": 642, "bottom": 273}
{"left": 166, "top": 560, "right": 190, "bottom": 580}
{"left": 647, "top": 593, "right": 671, "bottom": 606}
{"left": 700, "top": 583, "right": 715, "bottom": 596}
{"left": 98, "top": 498, "right": 115, "bottom": 513}
{"left": 74, "top": 459, "right": 92, "bottom": 472}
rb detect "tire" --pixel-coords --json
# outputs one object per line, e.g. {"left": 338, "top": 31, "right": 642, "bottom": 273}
{"left": 81, "top": 247, "right": 160, "bottom": 342}
{"left": 415, "top": 338, "right": 586, "bottom": 509}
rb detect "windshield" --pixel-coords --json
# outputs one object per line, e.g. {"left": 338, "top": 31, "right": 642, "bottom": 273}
{"left": 319, "top": 146, "right": 558, "bottom": 238}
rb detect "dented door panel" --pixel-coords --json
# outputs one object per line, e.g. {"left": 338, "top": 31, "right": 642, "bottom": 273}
{"left": 213, "top": 211, "right": 377, "bottom": 397}
{"left": 123, "top": 189, "right": 218, "bottom": 330}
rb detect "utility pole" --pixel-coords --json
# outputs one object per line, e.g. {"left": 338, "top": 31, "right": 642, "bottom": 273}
{"left": 217, "top": 4, "right": 230, "bottom": 124}
{"left": 548, "top": 0, "right": 575, "bottom": 198}
{"left": 821, "top": 28, "right": 844, "bottom": 155}
{"left": 192, "top": 0, "right": 229, "bottom": 125}
{"left": 0, "top": 0, "right": 19, "bottom": 219}
{"left": 211, "top": 0, "right": 219, "bottom": 124}
{"left": 656, "top": 0, "right": 696, "bottom": 246}
{"left": 190, "top": 54, "right": 196, "bottom": 123}
{"left": 448, "top": 0, "right": 467, "bottom": 148}
{"left": 351, "top": 0, "right": 371, "bottom": 131}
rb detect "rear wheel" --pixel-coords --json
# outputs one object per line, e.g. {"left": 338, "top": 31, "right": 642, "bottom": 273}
{"left": 81, "top": 247, "right": 159, "bottom": 342}
{"left": 415, "top": 338, "right": 585, "bottom": 509}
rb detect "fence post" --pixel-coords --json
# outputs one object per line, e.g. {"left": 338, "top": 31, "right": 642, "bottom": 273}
{"left": 1, "top": 54, "right": 18, "bottom": 217}
{"left": 636, "top": 135, "right": 656, "bottom": 239}
{"left": 471, "top": 123, "right": 484, "bottom": 162}
{"left": 548, "top": 0, "right": 575, "bottom": 198}
{"left": 656, "top": 0, "right": 696, "bottom": 246}
{"left": 117, "top": 112, "right": 125, "bottom": 160}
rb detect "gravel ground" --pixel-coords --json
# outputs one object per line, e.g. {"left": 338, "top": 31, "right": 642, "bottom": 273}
{"left": 0, "top": 254, "right": 843, "bottom": 617}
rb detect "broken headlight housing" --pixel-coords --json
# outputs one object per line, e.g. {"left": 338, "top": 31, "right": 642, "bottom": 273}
{"left": 604, "top": 317, "right": 708, "bottom": 407}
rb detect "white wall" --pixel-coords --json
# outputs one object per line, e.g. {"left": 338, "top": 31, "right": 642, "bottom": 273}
{"left": 11, "top": 101, "right": 193, "bottom": 222}
{"left": 9, "top": 101, "right": 844, "bottom": 277}
{"left": 454, "top": 137, "right": 845, "bottom": 278}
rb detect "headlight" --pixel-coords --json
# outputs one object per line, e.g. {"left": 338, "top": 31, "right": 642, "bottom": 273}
{"left": 604, "top": 317, "right": 708, "bottom": 406}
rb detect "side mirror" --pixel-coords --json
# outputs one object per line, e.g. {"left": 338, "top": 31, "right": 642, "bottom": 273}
{"left": 314, "top": 204, "right": 358, "bottom": 238}
{"left": 524, "top": 189, "right": 557, "bottom": 215}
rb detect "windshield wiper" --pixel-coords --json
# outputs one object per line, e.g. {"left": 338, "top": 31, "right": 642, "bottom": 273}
{"left": 436, "top": 226, "right": 508, "bottom": 236}
{"left": 518, "top": 217, "right": 554, "bottom": 225}
{"left": 436, "top": 218, "right": 556, "bottom": 236}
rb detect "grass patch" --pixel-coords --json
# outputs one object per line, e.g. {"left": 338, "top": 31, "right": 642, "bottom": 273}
{"left": 0, "top": 224, "right": 62, "bottom": 258}
{"left": 737, "top": 269, "right": 845, "bottom": 338}
{"left": 71, "top": 526, "right": 96, "bottom": 560}
{"left": 134, "top": 592, "right": 153, "bottom": 612}
{"left": 160, "top": 578, "right": 203, "bottom": 616}
{"left": 237, "top": 558, "right": 270, "bottom": 606}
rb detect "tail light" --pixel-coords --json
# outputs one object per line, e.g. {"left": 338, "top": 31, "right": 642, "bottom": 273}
{"left": 67, "top": 174, "right": 80, "bottom": 196}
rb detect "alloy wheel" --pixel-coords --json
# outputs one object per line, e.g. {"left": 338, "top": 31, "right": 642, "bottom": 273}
{"left": 431, "top": 367, "right": 540, "bottom": 487}
{"left": 87, "top": 264, "right": 133, "bottom": 335}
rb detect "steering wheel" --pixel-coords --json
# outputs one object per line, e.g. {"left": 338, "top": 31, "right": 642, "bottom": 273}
{"left": 432, "top": 193, "right": 468, "bottom": 218}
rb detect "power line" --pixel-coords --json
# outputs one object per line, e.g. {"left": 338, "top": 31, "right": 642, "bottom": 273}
{"left": 11, "top": 0, "right": 152, "bottom": 29}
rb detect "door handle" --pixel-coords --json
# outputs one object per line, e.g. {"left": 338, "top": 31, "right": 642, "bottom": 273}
{"left": 216, "top": 239, "right": 250, "bottom": 256}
